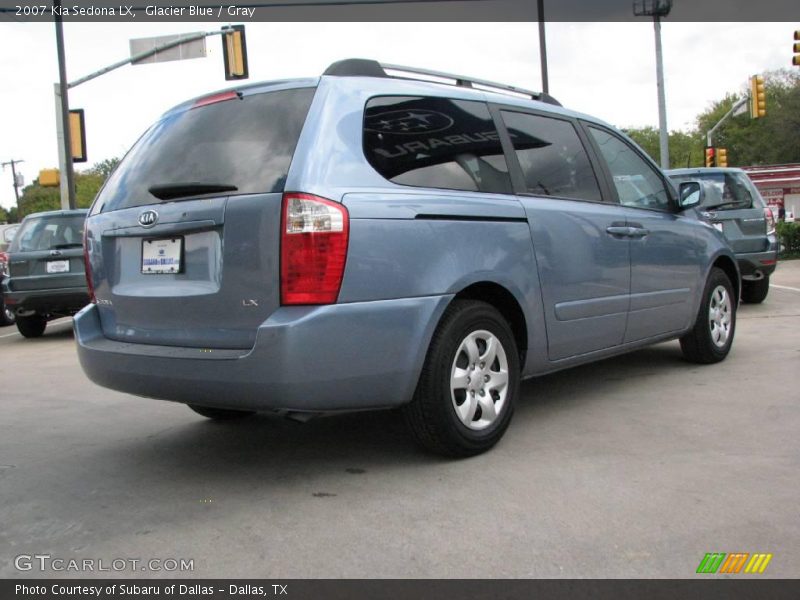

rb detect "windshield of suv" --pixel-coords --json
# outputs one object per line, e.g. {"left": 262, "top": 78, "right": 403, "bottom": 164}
{"left": 90, "top": 87, "right": 316, "bottom": 215}
{"left": 9, "top": 215, "right": 85, "bottom": 252}
{"left": 670, "top": 172, "right": 754, "bottom": 210}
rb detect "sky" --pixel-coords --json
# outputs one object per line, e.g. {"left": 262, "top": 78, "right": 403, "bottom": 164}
{"left": 0, "top": 21, "right": 793, "bottom": 212}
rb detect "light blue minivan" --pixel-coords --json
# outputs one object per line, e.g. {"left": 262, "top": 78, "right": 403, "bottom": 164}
{"left": 75, "top": 59, "right": 739, "bottom": 456}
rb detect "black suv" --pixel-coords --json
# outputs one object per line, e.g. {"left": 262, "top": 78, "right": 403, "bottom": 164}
{"left": 1, "top": 209, "right": 90, "bottom": 337}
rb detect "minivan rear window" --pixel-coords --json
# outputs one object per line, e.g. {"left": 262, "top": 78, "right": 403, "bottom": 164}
{"left": 363, "top": 96, "right": 512, "bottom": 194}
{"left": 91, "top": 87, "right": 316, "bottom": 214}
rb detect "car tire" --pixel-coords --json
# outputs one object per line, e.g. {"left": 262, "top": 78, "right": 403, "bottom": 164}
{"left": 0, "top": 301, "right": 14, "bottom": 327}
{"left": 741, "top": 276, "right": 769, "bottom": 304}
{"left": 188, "top": 404, "right": 256, "bottom": 420}
{"left": 680, "top": 267, "right": 736, "bottom": 364}
{"left": 16, "top": 314, "right": 47, "bottom": 338}
{"left": 402, "top": 299, "right": 520, "bottom": 458}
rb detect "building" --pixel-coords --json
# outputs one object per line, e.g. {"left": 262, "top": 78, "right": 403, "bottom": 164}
{"left": 741, "top": 163, "right": 800, "bottom": 220}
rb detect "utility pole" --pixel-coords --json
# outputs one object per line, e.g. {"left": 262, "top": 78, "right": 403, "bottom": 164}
{"left": 538, "top": 0, "right": 549, "bottom": 94}
{"left": 54, "top": 0, "right": 76, "bottom": 210}
{"left": 1, "top": 159, "right": 25, "bottom": 210}
{"left": 634, "top": 0, "right": 672, "bottom": 169}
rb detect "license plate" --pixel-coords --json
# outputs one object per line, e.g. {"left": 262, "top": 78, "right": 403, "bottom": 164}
{"left": 142, "top": 237, "right": 182, "bottom": 274}
{"left": 46, "top": 260, "right": 70, "bottom": 274}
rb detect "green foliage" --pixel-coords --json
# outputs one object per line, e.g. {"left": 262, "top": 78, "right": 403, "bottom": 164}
{"left": 776, "top": 221, "right": 800, "bottom": 256}
{"left": 16, "top": 158, "right": 117, "bottom": 218}
{"left": 625, "top": 69, "right": 800, "bottom": 169}
{"left": 85, "top": 157, "right": 120, "bottom": 180}
{"left": 694, "top": 69, "right": 800, "bottom": 167}
{"left": 623, "top": 126, "right": 705, "bottom": 169}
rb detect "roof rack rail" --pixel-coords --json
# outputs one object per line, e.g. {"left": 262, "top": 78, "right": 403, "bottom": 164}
{"left": 323, "top": 58, "right": 562, "bottom": 107}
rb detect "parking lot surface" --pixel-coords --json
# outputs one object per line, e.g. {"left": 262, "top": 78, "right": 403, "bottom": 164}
{"left": 1, "top": 262, "right": 799, "bottom": 578}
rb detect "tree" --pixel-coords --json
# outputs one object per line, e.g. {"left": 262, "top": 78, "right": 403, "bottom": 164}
{"left": 694, "top": 69, "right": 800, "bottom": 167}
{"left": 17, "top": 171, "right": 106, "bottom": 217}
{"left": 623, "top": 126, "right": 705, "bottom": 169}
{"left": 84, "top": 157, "right": 120, "bottom": 180}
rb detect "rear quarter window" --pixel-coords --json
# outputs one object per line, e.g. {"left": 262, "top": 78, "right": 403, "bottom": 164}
{"left": 363, "top": 96, "right": 512, "bottom": 194}
{"left": 92, "top": 87, "right": 316, "bottom": 214}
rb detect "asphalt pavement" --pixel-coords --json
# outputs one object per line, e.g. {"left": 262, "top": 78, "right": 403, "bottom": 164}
{"left": 1, "top": 262, "right": 798, "bottom": 578}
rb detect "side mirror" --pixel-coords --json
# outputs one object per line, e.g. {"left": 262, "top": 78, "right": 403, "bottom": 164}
{"left": 678, "top": 181, "right": 704, "bottom": 209}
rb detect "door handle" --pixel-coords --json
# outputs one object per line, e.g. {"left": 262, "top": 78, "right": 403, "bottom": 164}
{"left": 606, "top": 226, "right": 650, "bottom": 238}
{"left": 627, "top": 227, "right": 649, "bottom": 238}
{"left": 606, "top": 226, "right": 631, "bottom": 237}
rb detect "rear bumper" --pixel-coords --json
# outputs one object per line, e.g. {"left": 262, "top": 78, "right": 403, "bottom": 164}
{"left": 74, "top": 295, "right": 451, "bottom": 412}
{"left": 737, "top": 241, "right": 779, "bottom": 280}
{"left": 3, "top": 286, "right": 90, "bottom": 316}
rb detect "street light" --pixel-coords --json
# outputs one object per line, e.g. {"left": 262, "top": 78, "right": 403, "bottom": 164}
{"left": 633, "top": 0, "right": 673, "bottom": 169}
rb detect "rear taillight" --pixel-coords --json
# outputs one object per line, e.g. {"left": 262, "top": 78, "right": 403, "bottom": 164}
{"left": 280, "top": 193, "right": 349, "bottom": 305}
{"left": 0, "top": 251, "right": 8, "bottom": 278}
{"left": 83, "top": 227, "right": 96, "bottom": 304}
{"left": 764, "top": 208, "right": 776, "bottom": 235}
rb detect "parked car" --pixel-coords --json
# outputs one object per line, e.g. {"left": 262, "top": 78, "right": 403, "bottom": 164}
{"left": 1, "top": 209, "right": 90, "bottom": 337}
{"left": 75, "top": 59, "right": 739, "bottom": 456}
{"left": 0, "top": 223, "right": 19, "bottom": 252}
{"left": 0, "top": 253, "right": 14, "bottom": 327}
{"left": 667, "top": 167, "right": 778, "bottom": 303}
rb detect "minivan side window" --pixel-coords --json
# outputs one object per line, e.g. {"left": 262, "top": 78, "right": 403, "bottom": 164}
{"left": 500, "top": 111, "right": 602, "bottom": 202}
{"left": 363, "top": 96, "right": 512, "bottom": 194}
{"left": 589, "top": 127, "right": 672, "bottom": 211}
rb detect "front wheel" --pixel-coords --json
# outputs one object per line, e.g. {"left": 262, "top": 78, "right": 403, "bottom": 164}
{"left": 0, "top": 300, "right": 14, "bottom": 327}
{"left": 680, "top": 267, "right": 736, "bottom": 364}
{"left": 403, "top": 300, "right": 520, "bottom": 457}
{"left": 741, "top": 276, "right": 769, "bottom": 304}
{"left": 16, "top": 314, "right": 47, "bottom": 338}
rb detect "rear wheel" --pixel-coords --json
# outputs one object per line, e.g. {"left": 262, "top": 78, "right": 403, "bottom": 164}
{"left": 680, "top": 267, "right": 736, "bottom": 364}
{"left": 741, "top": 276, "right": 769, "bottom": 304}
{"left": 403, "top": 300, "right": 520, "bottom": 457}
{"left": 16, "top": 314, "right": 47, "bottom": 338}
{"left": 188, "top": 404, "right": 255, "bottom": 420}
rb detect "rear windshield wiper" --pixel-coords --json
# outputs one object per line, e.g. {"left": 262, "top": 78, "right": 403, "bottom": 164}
{"left": 51, "top": 243, "right": 83, "bottom": 249}
{"left": 148, "top": 182, "right": 238, "bottom": 201}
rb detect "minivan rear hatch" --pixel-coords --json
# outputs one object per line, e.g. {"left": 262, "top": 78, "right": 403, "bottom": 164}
{"left": 85, "top": 83, "right": 317, "bottom": 349}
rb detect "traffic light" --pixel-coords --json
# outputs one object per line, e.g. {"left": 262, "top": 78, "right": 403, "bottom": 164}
{"left": 69, "top": 109, "right": 87, "bottom": 163}
{"left": 222, "top": 25, "right": 248, "bottom": 80}
{"left": 704, "top": 146, "right": 715, "bottom": 168}
{"left": 749, "top": 75, "right": 766, "bottom": 118}
{"left": 39, "top": 169, "right": 60, "bottom": 187}
{"left": 793, "top": 31, "right": 800, "bottom": 67}
{"left": 716, "top": 148, "right": 728, "bottom": 168}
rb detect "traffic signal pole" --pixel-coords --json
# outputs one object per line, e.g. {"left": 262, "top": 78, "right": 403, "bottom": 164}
{"left": 54, "top": 0, "right": 76, "bottom": 210}
{"left": 653, "top": 15, "right": 669, "bottom": 170}
{"left": 52, "top": 26, "right": 242, "bottom": 211}
{"left": 706, "top": 96, "right": 749, "bottom": 148}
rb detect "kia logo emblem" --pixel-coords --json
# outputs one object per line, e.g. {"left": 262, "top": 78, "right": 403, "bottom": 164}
{"left": 138, "top": 210, "right": 158, "bottom": 228}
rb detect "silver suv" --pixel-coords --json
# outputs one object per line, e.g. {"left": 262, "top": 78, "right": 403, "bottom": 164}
{"left": 668, "top": 168, "right": 778, "bottom": 304}
{"left": 75, "top": 59, "right": 739, "bottom": 456}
